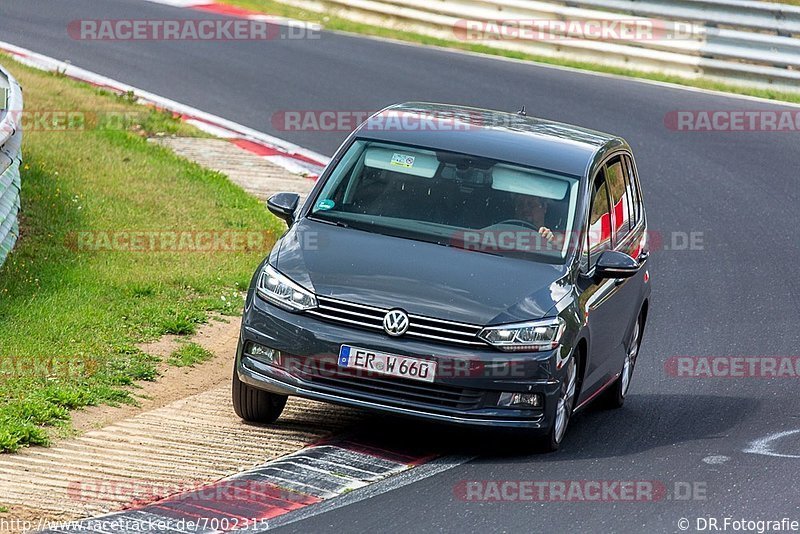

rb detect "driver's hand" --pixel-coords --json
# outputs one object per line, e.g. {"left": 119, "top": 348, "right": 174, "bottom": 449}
{"left": 539, "top": 226, "right": 555, "bottom": 242}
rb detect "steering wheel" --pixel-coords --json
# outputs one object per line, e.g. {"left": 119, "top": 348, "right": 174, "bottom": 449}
{"left": 496, "top": 219, "right": 540, "bottom": 231}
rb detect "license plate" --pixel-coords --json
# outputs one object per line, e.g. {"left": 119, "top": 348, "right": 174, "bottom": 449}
{"left": 338, "top": 345, "right": 436, "bottom": 383}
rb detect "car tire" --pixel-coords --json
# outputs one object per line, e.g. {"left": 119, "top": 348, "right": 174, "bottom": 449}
{"left": 232, "top": 366, "right": 288, "bottom": 423}
{"left": 539, "top": 355, "right": 578, "bottom": 452}
{"left": 603, "top": 313, "right": 643, "bottom": 409}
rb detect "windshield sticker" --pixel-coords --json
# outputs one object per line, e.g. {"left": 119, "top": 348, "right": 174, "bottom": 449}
{"left": 317, "top": 199, "right": 335, "bottom": 210}
{"left": 391, "top": 153, "right": 415, "bottom": 168}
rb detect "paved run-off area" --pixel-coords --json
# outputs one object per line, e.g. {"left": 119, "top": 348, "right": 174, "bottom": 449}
{"left": 0, "top": 388, "right": 362, "bottom": 517}
{"left": 148, "top": 138, "right": 317, "bottom": 202}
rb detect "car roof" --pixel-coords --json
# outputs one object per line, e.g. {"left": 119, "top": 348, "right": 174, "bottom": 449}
{"left": 352, "top": 102, "right": 626, "bottom": 177}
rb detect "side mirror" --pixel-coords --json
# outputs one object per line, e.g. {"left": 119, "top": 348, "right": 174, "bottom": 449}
{"left": 595, "top": 250, "right": 640, "bottom": 279}
{"left": 267, "top": 192, "right": 300, "bottom": 226}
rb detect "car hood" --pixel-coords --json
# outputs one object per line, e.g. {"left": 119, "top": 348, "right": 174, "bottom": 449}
{"left": 274, "top": 219, "right": 571, "bottom": 325}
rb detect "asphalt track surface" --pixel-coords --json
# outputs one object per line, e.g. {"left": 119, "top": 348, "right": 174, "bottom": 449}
{"left": 3, "top": 0, "right": 800, "bottom": 532}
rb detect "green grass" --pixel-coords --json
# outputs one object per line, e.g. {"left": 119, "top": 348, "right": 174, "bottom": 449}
{"left": 0, "top": 506, "right": 8, "bottom": 513}
{"left": 218, "top": 0, "right": 800, "bottom": 104}
{"left": 0, "top": 56, "right": 283, "bottom": 452}
{"left": 168, "top": 342, "right": 215, "bottom": 367}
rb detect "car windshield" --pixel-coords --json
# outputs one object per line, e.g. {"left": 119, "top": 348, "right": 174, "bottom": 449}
{"left": 308, "top": 140, "right": 581, "bottom": 263}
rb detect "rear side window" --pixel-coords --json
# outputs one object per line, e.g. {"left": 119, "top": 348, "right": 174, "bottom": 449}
{"left": 605, "top": 156, "right": 631, "bottom": 244}
{"left": 622, "top": 155, "right": 642, "bottom": 229}
{"left": 587, "top": 170, "right": 612, "bottom": 268}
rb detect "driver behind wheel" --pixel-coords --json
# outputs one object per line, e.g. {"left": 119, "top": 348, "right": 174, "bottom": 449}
{"left": 514, "top": 194, "right": 555, "bottom": 243}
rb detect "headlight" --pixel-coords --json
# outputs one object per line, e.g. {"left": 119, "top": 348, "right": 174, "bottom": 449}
{"left": 478, "top": 317, "right": 566, "bottom": 352}
{"left": 257, "top": 264, "right": 317, "bottom": 312}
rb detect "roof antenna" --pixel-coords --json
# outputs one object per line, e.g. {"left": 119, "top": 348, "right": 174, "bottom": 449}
{"left": 517, "top": 105, "right": 527, "bottom": 116}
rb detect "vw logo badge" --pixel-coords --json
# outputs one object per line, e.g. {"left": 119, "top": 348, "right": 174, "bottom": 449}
{"left": 383, "top": 309, "right": 410, "bottom": 337}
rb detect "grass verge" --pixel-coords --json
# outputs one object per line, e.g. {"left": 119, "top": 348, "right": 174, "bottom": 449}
{"left": 0, "top": 55, "right": 283, "bottom": 452}
{"left": 218, "top": 0, "right": 800, "bottom": 104}
{"left": 168, "top": 342, "right": 215, "bottom": 367}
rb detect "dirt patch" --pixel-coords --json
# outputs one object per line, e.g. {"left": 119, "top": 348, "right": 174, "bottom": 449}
{"left": 69, "top": 315, "right": 240, "bottom": 434}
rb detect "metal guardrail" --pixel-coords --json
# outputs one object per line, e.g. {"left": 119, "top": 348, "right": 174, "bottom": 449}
{"left": 562, "top": 0, "right": 800, "bottom": 35}
{"left": 280, "top": 0, "right": 800, "bottom": 92}
{"left": 0, "top": 64, "right": 23, "bottom": 269}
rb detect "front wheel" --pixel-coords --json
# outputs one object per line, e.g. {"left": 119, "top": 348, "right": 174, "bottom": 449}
{"left": 539, "top": 356, "right": 577, "bottom": 452}
{"left": 232, "top": 366, "right": 288, "bottom": 423}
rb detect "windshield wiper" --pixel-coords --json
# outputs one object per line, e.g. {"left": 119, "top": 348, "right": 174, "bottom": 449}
{"left": 422, "top": 238, "right": 503, "bottom": 257}
{"left": 309, "top": 216, "right": 501, "bottom": 257}
{"left": 457, "top": 246, "right": 502, "bottom": 257}
{"left": 308, "top": 215, "right": 349, "bottom": 228}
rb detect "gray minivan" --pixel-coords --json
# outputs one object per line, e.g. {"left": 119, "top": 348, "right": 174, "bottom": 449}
{"left": 233, "top": 103, "right": 651, "bottom": 451}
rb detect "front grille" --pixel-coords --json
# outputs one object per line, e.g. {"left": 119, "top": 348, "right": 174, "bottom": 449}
{"left": 294, "top": 365, "right": 485, "bottom": 410}
{"left": 305, "top": 295, "right": 487, "bottom": 347}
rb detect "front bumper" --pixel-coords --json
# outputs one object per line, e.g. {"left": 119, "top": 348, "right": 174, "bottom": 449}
{"left": 236, "top": 295, "right": 566, "bottom": 430}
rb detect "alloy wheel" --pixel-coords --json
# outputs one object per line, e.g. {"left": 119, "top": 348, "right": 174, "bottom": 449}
{"left": 554, "top": 357, "right": 577, "bottom": 444}
{"left": 621, "top": 318, "right": 641, "bottom": 397}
